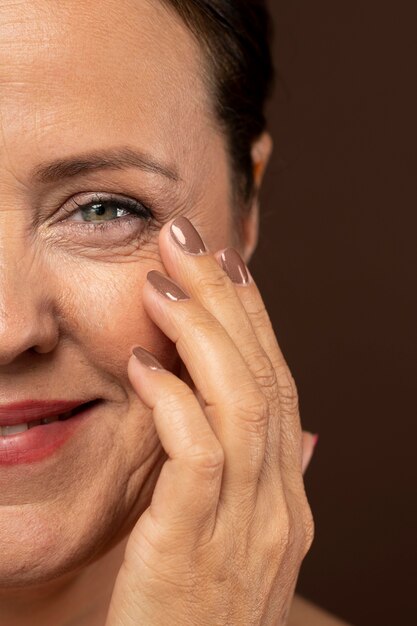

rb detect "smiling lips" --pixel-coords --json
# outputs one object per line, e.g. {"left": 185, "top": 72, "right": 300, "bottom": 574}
{"left": 0, "top": 399, "right": 102, "bottom": 464}
{"left": 0, "top": 407, "right": 79, "bottom": 436}
{"left": 0, "top": 399, "right": 95, "bottom": 426}
{"left": 0, "top": 400, "right": 100, "bottom": 437}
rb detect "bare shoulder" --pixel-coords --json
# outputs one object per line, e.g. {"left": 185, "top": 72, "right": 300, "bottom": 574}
{"left": 288, "top": 594, "right": 353, "bottom": 626}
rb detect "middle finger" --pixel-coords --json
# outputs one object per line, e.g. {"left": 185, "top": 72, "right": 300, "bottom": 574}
{"left": 142, "top": 267, "right": 269, "bottom": 510}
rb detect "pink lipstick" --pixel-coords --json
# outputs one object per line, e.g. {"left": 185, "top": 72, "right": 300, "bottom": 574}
{"left": 0, "top": 399, "right": 102, "bottom": 465}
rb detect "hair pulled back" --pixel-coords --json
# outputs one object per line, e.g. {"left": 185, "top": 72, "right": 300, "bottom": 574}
{"left": 161, "top": 0, "right": 275, "bottom": 211}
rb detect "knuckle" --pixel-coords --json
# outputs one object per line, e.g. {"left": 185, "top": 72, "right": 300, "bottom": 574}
{"left": 272, "top": 500, "right": 301, "bottom": 555}
{"left": 160, "top": 386, "right": 193, "bottom": 410}
{"left": 186, "top": 442, "right": 225, "bottom": 475}
{"left": 177, "top": 312, "right": 225, "bottom": 355}
{"left": 250, "top": 351, "right": 278, "bottom": 396}
{"left": 247, "top": 301, "right": 270, "bottom": 332}
{"left": 262, "top": 497, "right": 293, "bottom": 553}
{"left": 300, "top": 506, "right": 315, "bottom": 556}
{"left": 194, "top": 265, "right": 228, "bottom": 294}
{"left": 277, "top": 506, "right": 292, "bottom": 552}
{"left": 230, "top": 390, "right": 269, "bottom": 436}
{"left": 277, "top": 367, "right": 299, "bottom": 416}
{"left": 261, "top": 499, "right": 314, "bottom": 562}
{"left": 182, "top": 311, "right": 221, "bottom": 341}
{"left": 267, "top": 509, "right": 293, "bottom": 555}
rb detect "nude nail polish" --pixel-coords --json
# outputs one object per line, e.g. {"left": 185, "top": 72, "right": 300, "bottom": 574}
{"left": 132, "top": 346, "right": 164, "bottom": 370}
{"left": 170, "top": 216, "right": 206, "bottom": 254}
{"left": 220, "top": 248, "right": 250, "bottom": 285}
{"left": 147, "top": 270, "right": 190, "bottom": 301}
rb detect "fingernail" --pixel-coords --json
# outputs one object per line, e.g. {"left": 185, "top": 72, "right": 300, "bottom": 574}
{"left": 220, "top": 248, "right": 250, "bottom": 285}
{"left": 132, "top": 346, "right": 164, "bottom": 370}
{"left": 312, "top": 433, "right": 319, "bottom": 448}
{"left": 170, "top": 216, "right": 206, "bottom": 255}
{"left": 147, "top": 270, "right": 190, "bottom": 301}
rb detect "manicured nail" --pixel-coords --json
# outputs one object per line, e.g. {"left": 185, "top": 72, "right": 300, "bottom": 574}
{"left": 132, "top": 346, "right": 164, "bottom": 370}
{"left": 312, "top": 434, "right": 319, "bottom": 448}
{"left": 220, "top": 248, "right": 250, "bottom": 285}
{"left": 147, "top": 270, "right": 190, "bottom": 301}
{"left": 170, "top": 216, "right": 206, "bottom": 254}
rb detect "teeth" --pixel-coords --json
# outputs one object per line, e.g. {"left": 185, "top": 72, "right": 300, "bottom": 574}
{"left": 0, "top": 413, "right": 68, "bottom": 436}
{"left": 1, "top": 423, "right": 29, "bottom": 436}
{"left": 40, "top": 415, "right": 59, "bottom": 425}
{"left": 0, "top": 405, "right": 86, "bottom": 436}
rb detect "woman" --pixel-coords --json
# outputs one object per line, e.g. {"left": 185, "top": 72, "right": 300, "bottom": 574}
{"left": 0, "top": 1, "right": 349, "bottom": 624}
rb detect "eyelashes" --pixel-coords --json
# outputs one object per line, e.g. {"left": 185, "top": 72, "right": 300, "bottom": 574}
{"left": 67, "top": 192, "right": 152, "bottom": 224}
{"left": 59, "top": 192, "right": 156, "bottom": 238}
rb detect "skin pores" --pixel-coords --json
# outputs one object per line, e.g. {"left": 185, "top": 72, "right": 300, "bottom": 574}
{"left": 0, "top": 0, "right": 237, "bottom": 594}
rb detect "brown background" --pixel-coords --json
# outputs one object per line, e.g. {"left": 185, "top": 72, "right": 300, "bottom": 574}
{"left": 250, "top": 2, "right": 417, "bottom": 625}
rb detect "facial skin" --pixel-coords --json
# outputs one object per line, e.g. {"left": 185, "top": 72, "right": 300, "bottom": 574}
{"left": 0, "top": 0, "right": 271, "bottom": 622}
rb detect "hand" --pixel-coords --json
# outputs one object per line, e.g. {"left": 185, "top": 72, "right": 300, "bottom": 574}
{"left": 105, "top": 216, "right": 316, "bottom": 626}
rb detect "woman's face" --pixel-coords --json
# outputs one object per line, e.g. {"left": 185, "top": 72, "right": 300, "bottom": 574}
{"left": 0, "top": 0, "right": 240, "bottom": 586}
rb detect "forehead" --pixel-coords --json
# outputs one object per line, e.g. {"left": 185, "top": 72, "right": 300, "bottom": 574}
{"left": 0, "top": 0, "right": 215, "bottom": 172}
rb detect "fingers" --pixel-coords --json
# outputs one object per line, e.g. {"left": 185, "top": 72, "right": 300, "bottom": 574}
{"left": 153, "top": 217, "right": 286, "bottom": 504}
{"left": 141, "top": 270, "right": 269, "bottom": 508}
{"left": 127, "top": 347, "right": 222, "bottom": 543}
{"left": 134, "top": 215, "right": 312, "bottom": 522}
{"left": 159, "top": 218, "right": 279, "bottom": 420}
{"left": 213, "top": 249, "right": 304, "bottom": 492}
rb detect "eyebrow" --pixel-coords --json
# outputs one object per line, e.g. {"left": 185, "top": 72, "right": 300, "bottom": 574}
{"left": 32, "top": 146, "right": 180, "bottom": 184}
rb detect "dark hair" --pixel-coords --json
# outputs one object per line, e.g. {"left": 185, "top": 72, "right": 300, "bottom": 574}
{"left": 161, "top": 0, "right": 275, "bottom": 213}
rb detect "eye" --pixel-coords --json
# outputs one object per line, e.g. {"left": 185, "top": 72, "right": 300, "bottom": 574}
{"left": 63, "top": 192, "right": 153, "bottom": 231}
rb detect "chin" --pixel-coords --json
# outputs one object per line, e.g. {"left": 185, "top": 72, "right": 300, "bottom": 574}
{"left": 0, "top": 505, "right": 112, "bottom": 589}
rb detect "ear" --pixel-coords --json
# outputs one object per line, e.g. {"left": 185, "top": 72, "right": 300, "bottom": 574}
{"left": 240, "top": 131, "right": 273, "bottom": 263}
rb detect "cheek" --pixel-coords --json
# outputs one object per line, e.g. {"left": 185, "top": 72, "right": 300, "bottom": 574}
{"left": 51, "top": 252, "right": 179, "bottom": 379}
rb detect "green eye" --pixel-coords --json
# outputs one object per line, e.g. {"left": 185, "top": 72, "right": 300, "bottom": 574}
{"left": 70, "top": 195, "right": 152, "bottom": 224}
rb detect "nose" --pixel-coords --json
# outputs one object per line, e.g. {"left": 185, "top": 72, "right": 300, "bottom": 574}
{"left": 0, "top": 253, "right": 59, "bottom": 367}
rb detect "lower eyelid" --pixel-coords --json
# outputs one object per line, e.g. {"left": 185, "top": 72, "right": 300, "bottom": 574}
{"left": 61, "top": 214, "right": 150, "bottom": 234}
{"left": 47, "top": 220, "right": 158, "bottom": 252}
